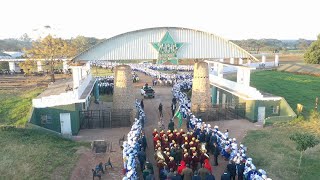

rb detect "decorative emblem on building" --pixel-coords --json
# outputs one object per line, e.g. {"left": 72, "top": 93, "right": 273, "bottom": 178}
{"left": 151, "top": 31, "right": 183, "bottom": 64}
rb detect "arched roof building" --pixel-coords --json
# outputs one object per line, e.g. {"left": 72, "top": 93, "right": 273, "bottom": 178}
{"left": 73, "top": 27, "right": 258, "bottom": 63}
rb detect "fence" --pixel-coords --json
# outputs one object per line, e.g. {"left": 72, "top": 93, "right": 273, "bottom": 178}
{"left": 79, "top": 109, "right": 132, "bottom": 129}
{"left": 193, "top": 103, "right": 246, "bottom": 122}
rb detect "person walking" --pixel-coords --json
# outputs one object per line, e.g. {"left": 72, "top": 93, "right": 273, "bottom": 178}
{"left": 137, "top": 149, "right": 146, "bottom": 172}
{"left": 159, "top": 103, "right": 163, "bottom": 117}
{"left": 181, "top": 164, "right": 193, "bottom": 180}
{"left": 227, "top": 160, "right": 236, "bottom": 180}
{"left": 141, "top": 99, "right": 144, "bottom": 109}
{"left": 212, "top": 143, "right": 219, "bottom": 166}
{"left": 168, "top": 120, "right": 175, "bottom": 132}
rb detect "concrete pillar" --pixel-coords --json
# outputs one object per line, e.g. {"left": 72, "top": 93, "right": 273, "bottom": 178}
{"left": 247, "top": 60, "right": 251, "bottom": 66}
{"left": 113, "top": 65, "right": 135, "bottom": 110}
{"left": 217, "top": 63, "right": 224, "bottom": 78}
{"left": 71, "top": 66, "right": 82, "bottom": 89}
{"left": 230, "top": 58, "right": 234, "bottom": 64}
{"left": 213, "top": 62, "right": 218, "bottom": 76}
{"left": 262, "top": 55, "right": 266, "bottom": 63}
{"left": 37, "top": 61, "right": 43, "bottom": 72}
{"left": 63, "top": 60, "right": 69, "bottom": 73}
{"left": 275, "top": 54, "right": 279, "bottom": 66}
{"left": 243, "top": 68, "right": 251, "bottom": 86}
{"left": 8, "top": 61, "right": 16, "bottom": 72}
{"left": 191, "top": 62, "right": 212, "bottom": 113}
{"left": 239, "top": 58, "right": 243, "bottom": 65}
{"left": 237, "top": 67, "right": 251, "bottom": 86}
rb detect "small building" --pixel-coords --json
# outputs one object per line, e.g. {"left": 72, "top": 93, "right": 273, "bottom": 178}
{"left": 30, "top": 62, "right": 98, "bottom": 135}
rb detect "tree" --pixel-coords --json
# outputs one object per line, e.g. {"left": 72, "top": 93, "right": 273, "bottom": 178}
{"left": 19, "top": 59, "right": 37, "bottom": 74}
{"left": 25, "top": 35, "right": 71, "bottom": 82}
{"left": 304, "top": 34, "right": 320, "bottom": 64}
{"left": 289, "top": 132, "right": 319, "bottom": 172}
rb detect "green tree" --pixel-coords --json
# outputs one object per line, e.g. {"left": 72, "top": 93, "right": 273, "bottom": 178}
{"left": 19, "top": 59, "right": 37, "bottom": 74}
{"left": 25, "top": 35, "right": 71, "bottom": 82}
{"left": 289, "top": 132, "right": 319, "bottom": 172}
{"left": 304, "top": 34, "right": 320, "bottom": 64}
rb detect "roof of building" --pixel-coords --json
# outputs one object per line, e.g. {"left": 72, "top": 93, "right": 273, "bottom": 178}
{"left": 73, "top": 27, "right": 258, "bottom": 62}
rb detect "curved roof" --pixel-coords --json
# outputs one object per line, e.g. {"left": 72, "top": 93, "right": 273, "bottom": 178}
{"left": 73, "top": 27, "right": 258, "bottom": 62}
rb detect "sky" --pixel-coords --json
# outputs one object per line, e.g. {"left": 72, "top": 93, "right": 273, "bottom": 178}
{"left": 1, "top": 0, "right": 319, "bottom": 40}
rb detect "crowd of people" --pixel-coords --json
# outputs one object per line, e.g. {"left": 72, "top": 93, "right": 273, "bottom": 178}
{"left": 96, "top": 76, "right": 114, "bottom": 95}
{"left": 165, "top": 76, "right": 272, "bottom": 180}
{"left": 122, "top": 100, "right": 148, "bottom": 179}
{"left": 121, "top": 65, "right": 271, "bottom": 180}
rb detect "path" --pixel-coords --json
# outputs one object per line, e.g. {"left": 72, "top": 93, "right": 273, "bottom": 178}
{"left": 69, "top": 72, "right": 262, "bottom": 180}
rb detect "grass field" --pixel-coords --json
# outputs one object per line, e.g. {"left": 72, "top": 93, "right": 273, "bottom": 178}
{"left": 0, "top": 88, "right": 44, "bottom": 126}
{"left": 250, "top": 70, "right": 320, "bottom": 117}
{"left": 0, "top": 128, "right": 88, "bottom": 179}
{"left": 243, "top": 125, "right": 320, "bottom": 180}
{"left": 92, "top": 67, "right": 114, "bottom": 76}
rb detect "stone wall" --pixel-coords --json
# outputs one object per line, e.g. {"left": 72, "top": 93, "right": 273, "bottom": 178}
{"left": 113, "top": 65, "right": 135, "bottom": 110}
{"left": 191, "top": 61, "right": 212, "bottom": 114}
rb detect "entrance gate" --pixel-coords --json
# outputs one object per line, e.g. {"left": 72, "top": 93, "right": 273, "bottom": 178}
{"left": 79, "top": 109, "right": 132, "bottom": 129}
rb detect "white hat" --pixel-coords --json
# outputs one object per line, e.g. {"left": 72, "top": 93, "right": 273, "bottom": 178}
{"left": 233, "top": 138, "right": 236, "bottom": 142}
{"left": 247, "top": 158, "right": 253, "bottom": 161}
{"left": 240, "top": 144, "right": 244, "bottom": 148}
{"left": 214, "top": 125, "right": 218, "bottom": 129}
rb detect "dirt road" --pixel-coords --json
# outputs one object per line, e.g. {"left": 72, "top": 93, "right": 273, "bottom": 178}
{"left": 70, "top": 72, "right": 262, "bottom": 180}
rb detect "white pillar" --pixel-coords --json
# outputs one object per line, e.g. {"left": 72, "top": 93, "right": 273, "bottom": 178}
{"left": 262, "top": 55, "right": 266, "bottom": 63}
{"left": 71, "top": 66, "right": 82, "bottom": 89}
{"left": 216, "top": 90, "right": 220, "bottom": 105}
{"left": 237, "top": 67, "right": 251, "bottom": 86}
{"left": 37, "top": 61, "right": 43, "bottom": 72}
{"left": 230, "top": 58, "right": 234, "bottom": 64}
{"left": 217, "top": 63, "right": 224, "bottom": 78}
{"left": 63, "top": 60, "right": 69, "bottom": 73}
{"left": 8, "top": 61, "right": 16, "bottom": 72}
{"left": 242, "top": 68, "right": 251, "bottom": 86}
{"left": 213, "top": 62, "right": 218, "bottom": 76}
{"left": 239, "top": 58, "right": 243, "bottom": 65}
{"left": 247, "top": 60, "right": 251, "bottom": 66}
{"left": 237, "top": 68, "right": 244, "bottom": 84}
{"left": 275, "top": 54, "right": 279, "bottom": 66}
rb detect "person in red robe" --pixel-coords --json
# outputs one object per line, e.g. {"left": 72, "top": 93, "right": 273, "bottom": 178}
{"left": 152, "top": 128, "right": 158, "bottom": 137}
{"left": 177, "top": 160, "right": 186, "bottom": 175}
{"left": 168, "top": 157, "right": 177, "bottom": 171}
{"left": 204, "top": 159, "right": 212, "bottom": 173}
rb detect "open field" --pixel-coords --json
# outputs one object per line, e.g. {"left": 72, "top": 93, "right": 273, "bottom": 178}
{"left": 243, "top": 125, "right": 320, "bottom": 180}
{"left": 0, "top": 127, "right": 89, "bottom": 180}
{"left": 0, "top": 88, "right": 43, "bottom": 126}
{"left": 250, "top": 70, "right": 320, "bottom": 117}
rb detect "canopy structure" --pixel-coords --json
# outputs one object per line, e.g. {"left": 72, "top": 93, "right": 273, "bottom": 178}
{"left": 72, "top": 27, "right": 258, "bottom": 64}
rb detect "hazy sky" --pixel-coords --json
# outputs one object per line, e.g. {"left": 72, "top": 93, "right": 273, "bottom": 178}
{"left": 1, "top": 0, "right": 319, "bottom": 40}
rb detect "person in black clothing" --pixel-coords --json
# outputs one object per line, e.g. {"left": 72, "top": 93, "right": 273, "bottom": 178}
{"left": 172, "top": 97, "right": 177, "bottom": 105}
{"left": 212, "top": 142, "right": 219, "bottom": 166}
{"left": 226, "top": 160, "right": 236, "bottom": 180}
{"left": 171, "top": 103, "right": 176, "bottom": 117}
{"left": 237, "top": 162, "right": 245, "bottom": 180}
{"left": 168, "top": 120, "right": 175, "bottom": 132}
{"left": 220, "top": 170, "right": 231, "bottom": 180}
{"left": 137, "top": 149, "right": 146, "bottom": 172}
{"left": 159, "top": 103, "right": 163, "bottom": 117}
{"left": 141, "top": 99, "right": 144, "bottom": 109}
